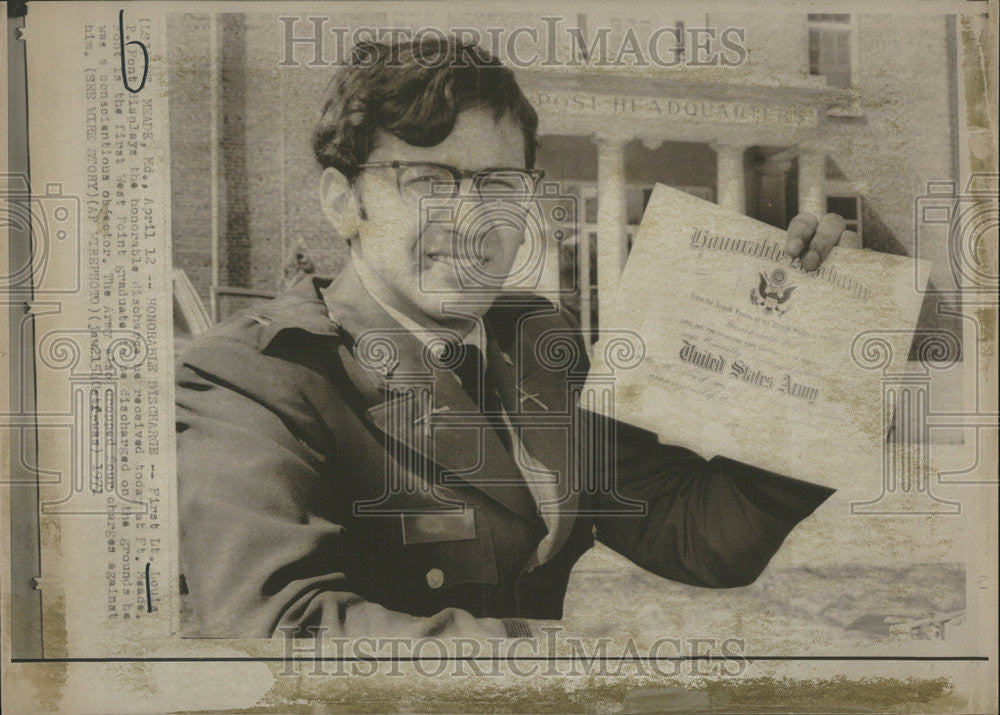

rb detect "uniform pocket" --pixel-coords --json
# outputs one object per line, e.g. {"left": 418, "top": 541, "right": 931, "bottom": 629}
{"left": 404, "top": 516, "right": 499, "bottom": 589}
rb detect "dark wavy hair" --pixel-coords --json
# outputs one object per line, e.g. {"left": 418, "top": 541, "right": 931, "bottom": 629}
{"left": 312, "top": 37, "right": 539, "bottom": 179}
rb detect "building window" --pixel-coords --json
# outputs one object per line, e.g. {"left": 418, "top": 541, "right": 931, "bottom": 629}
{"left": 826, "top": 194, "right": 862, "bottom": 239}
{"left": 808, "top": 14, "right": 852, "bottom": 87}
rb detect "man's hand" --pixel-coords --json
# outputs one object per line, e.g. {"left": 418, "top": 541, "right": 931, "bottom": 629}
{"left": 784, "top": 213, "right": 862, "bottom": 271}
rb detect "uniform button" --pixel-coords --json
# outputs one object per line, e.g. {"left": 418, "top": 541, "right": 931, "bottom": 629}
{"left": 426, "top": 568, "right": 444, "bottom": 589}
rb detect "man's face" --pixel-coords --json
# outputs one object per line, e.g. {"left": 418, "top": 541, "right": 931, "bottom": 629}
{"left": 349, "top": 107, "right": 529, "bottom": 328}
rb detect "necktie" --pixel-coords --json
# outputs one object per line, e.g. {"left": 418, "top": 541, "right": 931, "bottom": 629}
{"left": 452, "top": 344, "right": 484, "bottom": 406}
{"left": 451, "top": 344, "right": 511, "bottom": 452}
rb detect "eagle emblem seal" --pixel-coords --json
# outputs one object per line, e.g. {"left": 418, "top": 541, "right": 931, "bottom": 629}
{"left": 751, "top": 268, "right": 796, "bottom": 314}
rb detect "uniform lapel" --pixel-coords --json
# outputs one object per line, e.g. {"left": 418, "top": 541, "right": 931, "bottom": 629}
{"left": 324, "top": 261, "right": 544, "bottom": 531}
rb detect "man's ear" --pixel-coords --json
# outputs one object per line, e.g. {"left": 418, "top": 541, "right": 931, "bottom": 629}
{"left": 319, "top": 167, "right": 362, "bottom": 239}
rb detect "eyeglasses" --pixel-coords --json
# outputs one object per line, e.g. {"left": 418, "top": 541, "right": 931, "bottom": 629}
{"left": 355, "top": 161, "right": 545, "bottom": 203}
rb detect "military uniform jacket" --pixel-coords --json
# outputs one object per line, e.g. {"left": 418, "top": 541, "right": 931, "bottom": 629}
{"left": 176, "top": 263, "right": 833, "bottom": 638}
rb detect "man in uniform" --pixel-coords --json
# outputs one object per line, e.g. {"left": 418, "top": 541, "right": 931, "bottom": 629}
{"left": 176, "top": 37, "right": 855, "bottom": 638}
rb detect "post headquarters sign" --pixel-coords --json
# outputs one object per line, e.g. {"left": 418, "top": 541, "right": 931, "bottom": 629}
{"left": 529, "top": 90, "right": 820, "bottom": 127}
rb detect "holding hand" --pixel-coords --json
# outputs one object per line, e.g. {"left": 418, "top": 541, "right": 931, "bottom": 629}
{"left": 784, "top": 213, "right": 861, "bottom": 271}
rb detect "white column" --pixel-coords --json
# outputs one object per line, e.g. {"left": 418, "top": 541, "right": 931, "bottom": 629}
{"left": 593, "top": 133, "right": 629, "bottom": 319}
{"left": 711, "top": 142, "right": 747, "bottom": 214}
{"left": 798, "top": 149, "right": 827, "bottom": 217}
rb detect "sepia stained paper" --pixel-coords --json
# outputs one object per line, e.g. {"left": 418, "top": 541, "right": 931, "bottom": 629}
{"left": 582, "top": 184, "right": 931, "bottom": 486}
{"left": 2, "top": 1, "right": 997, "bottom": 712}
